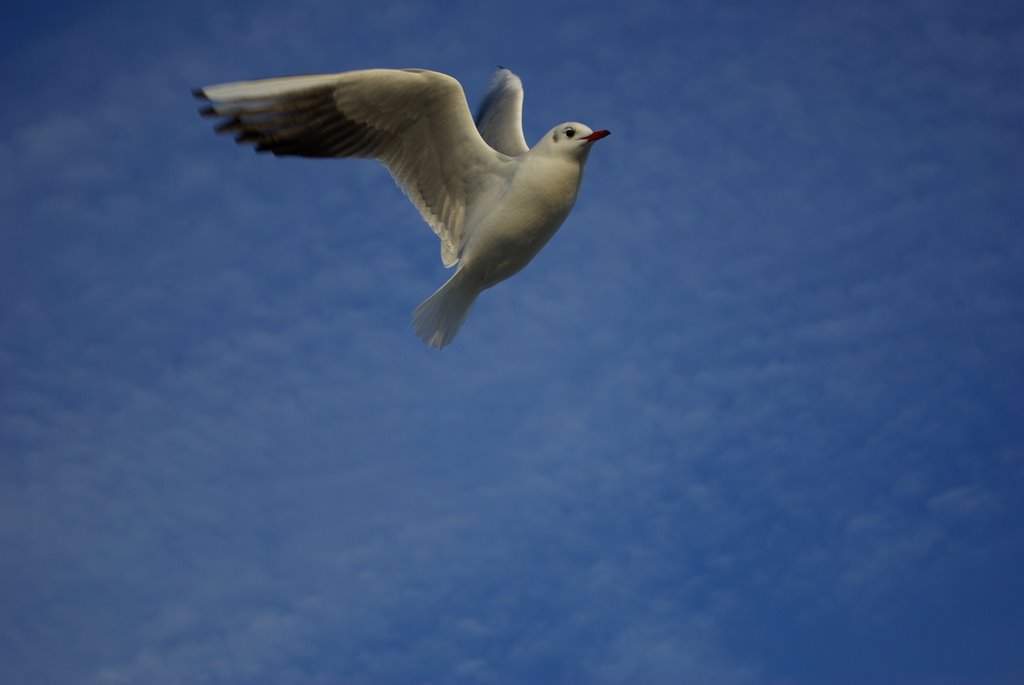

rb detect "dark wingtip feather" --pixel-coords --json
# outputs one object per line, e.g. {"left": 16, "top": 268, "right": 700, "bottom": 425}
{"left": 198, "top": 105, "right": 218, "bottom": 118}
{"left": 191, "top": 87, "right": 209, "bottom": 100}
{"left": 214, "top": 117, "right": 243, "bottom": 133}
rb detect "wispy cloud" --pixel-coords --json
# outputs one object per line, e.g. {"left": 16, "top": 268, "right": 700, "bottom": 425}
{"left": 2, "top": 1, "right": 1023, "bottom": 684}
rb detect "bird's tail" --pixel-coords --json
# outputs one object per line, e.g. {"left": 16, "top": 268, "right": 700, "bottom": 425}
{"left": 412, "top": 269, "right": 480, "bottom": 350}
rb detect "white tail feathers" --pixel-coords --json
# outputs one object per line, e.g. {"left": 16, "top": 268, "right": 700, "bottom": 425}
{"left": 412, "top": 269, "right": 481, "bottom": 350}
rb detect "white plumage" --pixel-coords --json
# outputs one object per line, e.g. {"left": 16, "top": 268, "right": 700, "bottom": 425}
{"left": 194, "top": 67, "right": 609, "bottom": 349}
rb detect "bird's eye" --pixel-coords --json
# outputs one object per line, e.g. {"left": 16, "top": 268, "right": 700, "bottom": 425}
{"left": 565, "top": 127, "right": 575, "bottom": 139}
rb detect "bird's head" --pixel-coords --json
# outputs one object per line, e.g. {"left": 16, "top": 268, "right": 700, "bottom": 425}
{"left": 537, "top": 123, "right": 611, "bottom": 158}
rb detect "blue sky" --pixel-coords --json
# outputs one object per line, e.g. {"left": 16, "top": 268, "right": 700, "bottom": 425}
{"left": 2, "top": 0, "right": 1023, "bottom": 683}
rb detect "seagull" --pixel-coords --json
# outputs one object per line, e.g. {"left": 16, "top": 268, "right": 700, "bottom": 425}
{"left": 193, "top": 67, "right": 610, "bottom": 349}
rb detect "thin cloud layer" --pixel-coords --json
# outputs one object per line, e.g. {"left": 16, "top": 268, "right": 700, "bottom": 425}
{"left": 2, "top": 1, "right": 1023, "bottom": 684}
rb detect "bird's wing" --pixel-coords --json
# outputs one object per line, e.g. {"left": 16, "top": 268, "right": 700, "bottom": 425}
{"left": 473, "top": 68, "right": 530, "bottom": 156}
{"left": 195, "top": 68, "right": 510, "bottom": 267}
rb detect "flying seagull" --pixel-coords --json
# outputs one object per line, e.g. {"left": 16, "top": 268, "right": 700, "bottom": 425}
{"left": 193, "top": 67, "right": 610, "bottom": 349}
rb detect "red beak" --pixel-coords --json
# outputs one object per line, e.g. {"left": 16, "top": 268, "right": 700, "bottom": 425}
{"left": 582, "top": 129, "right": 611, "bottom": 142}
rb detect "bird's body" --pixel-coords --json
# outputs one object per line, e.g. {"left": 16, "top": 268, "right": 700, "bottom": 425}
{"left": 463, "top": 149, "right": 582, "bottom": 286}
{"left": 194, "top": 67, "right": 609, "bottom": 348}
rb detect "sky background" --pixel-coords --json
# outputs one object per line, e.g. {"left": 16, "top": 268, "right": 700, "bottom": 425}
{"left": 2, "top": 0, "right": 1023, "bottom": 683}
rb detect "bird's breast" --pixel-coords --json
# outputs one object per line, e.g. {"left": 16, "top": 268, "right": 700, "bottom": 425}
{"left": 464, "top": 158, "right": 581, "bottom": 287}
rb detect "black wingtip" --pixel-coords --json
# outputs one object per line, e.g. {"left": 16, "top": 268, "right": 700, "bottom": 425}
{"left": 191, "top": 87, "right": 208, "bottom": 100}
{"left": 214, "top": 117, "right": 241, "bottom": 133}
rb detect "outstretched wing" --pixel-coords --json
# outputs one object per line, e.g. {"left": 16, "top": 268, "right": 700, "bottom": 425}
{"left": 195, "top": 68, "right": 510, "bottom": 266}
{"left": 474, "top": 68, "right": 529, "bottom": 156}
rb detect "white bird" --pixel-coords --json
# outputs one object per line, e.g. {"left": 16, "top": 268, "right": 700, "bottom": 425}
{"left": 194, "top": 67, "right": 610, "bottom": 349}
